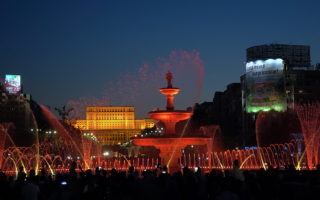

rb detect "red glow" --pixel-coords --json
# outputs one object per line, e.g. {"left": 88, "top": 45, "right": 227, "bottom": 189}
{"left": 149, "top": 111, "right": 192, "bottom": 134}
{"left": 132, "top": 72, "right": 213, "bottom": 173}
{"left": 296, "top": 103, "right": 320, "bottom": 169}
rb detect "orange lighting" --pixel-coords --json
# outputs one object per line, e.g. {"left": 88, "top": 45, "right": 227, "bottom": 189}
{"left": 71, "top": 106, "right": 155, "bottom": 145}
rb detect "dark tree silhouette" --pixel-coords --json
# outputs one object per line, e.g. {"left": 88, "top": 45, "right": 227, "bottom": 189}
{"left": 55, "top": 106, "right": 74, "bottom": 121}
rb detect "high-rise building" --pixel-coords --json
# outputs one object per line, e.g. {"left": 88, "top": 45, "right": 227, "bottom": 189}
{"left": 286, "top": 69, "right": 320, "bottom": 105}
{"left": 243, "top": 44, "right": 320, "bottom": 111}
{"left": 242, "top": 44, "right": 320, "bottom": 146}
{"left": 72, "top": 106, "right": 155, "bottom": 145}
{"left": 247, "top": 44, "right": 311, "bottom": 70}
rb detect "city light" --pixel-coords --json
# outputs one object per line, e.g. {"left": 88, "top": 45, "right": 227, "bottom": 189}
{"left": 245, "top": 58, "right": 286, "bottom": 113}
{"left": 83, "top": 132, "right": 98, "bottom": 142}
{"left": 0, "top": 3, "right": 319, "bottom": 199}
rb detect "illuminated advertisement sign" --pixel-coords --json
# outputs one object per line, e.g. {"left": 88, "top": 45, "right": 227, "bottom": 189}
{"left": 5, "top": 74, "right": 21, "bottom": 94}
{"left": 245, "top": 59, "right": 286, "bottom": 113}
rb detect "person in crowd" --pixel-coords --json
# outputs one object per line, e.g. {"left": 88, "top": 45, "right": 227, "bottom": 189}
{"left": 231, "top": 159, "right": 245, "bottom": 182}
{"left": 0, "top": 162, "right": 319, "bottom": 200}
{"left": 21, "top": 169, "right": 40, "bottom": 200}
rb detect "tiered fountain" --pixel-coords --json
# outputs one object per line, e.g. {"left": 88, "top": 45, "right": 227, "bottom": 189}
{"left": 133, "top": 71, "right": 213, "bottom": 172}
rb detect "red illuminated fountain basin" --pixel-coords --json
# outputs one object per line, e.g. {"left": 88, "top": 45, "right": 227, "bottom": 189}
{"left": 133, "top": 136, "right": 213, "bottom": 172}
{"left": 159, "top": 87, "right": 180, "bottom": 96}
{"left": 148, "top": 110, "right": 192, "bottom": 135}
{"left": 132, "top": 72, "right": 214, "bottom": 172}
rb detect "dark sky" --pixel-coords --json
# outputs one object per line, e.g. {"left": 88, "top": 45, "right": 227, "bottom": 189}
{"left": 1, "top": 0, "right": 319, "bottom": 117}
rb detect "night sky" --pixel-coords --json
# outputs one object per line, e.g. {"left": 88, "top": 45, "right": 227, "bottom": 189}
{"left": 1, "top": 0, "right": 319, "bottom": 117}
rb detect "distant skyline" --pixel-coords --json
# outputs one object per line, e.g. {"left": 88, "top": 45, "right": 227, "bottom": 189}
{"left": 1, "top": 0, "right": 319, "bottom": 117}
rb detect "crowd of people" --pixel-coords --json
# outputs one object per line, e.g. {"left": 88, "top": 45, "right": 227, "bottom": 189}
{"left": 0, "top": 160, "right": 320, "bottom": 200}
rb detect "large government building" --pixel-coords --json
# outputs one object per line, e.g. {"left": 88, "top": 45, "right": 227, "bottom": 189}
{"left": 72, "top": 106, "right": 155, "bottom": 145}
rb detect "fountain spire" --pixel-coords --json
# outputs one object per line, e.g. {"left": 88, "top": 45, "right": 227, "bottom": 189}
{"left": 132, "top": 71, "right": 213, "bottom": 173}
{"left": 160, "top": 71, "right": 180, "bottom": 111}
{"left": 166, "top": 71, "right": 173, "bottom": 88}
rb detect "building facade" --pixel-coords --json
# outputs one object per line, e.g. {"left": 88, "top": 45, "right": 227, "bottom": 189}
{"left": 247, "top": 44, "right": 310, "bottom": 70}
{"left": 243, "top": 44, "right": 320, "bottom": 111}
{"left": 0, "top": 75, "right": 35, "bottom": 146}
{"left": 72, "top": 106, "right": 155, "bottom": 145}
{"left": 242, "top": 44, "right": 320, "bottom": 146}
{"left": 81, "top": 106, "right": 135, "bottom": 130}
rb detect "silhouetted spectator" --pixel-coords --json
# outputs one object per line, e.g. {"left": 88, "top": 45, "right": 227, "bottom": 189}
{"left": 21, "top": 171, "right": 40, "bottom": 200}
{"left": 231, "top": 160, "right": 245, "bottom": 182}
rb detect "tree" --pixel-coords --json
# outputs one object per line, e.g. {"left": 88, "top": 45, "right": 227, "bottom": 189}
{"left": 55, "top": 106, "right": 74, "bottom": 122}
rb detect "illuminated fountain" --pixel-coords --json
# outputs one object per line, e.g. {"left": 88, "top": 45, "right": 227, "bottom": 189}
{"left": 40, "top": 105, "right": 104, "bottom": 170}
{"left": 0, "top": 123, "right": 10, "bottom": 169}
{"left": 133, "top": 71, "right": 213, "bottom": 172}
{"left": 81, "top": 132, "right": 101, "bottom": 169}
{"left": 0, "top": 103, "right": 103, "bottom": 174}
{"left": 2, "top": 73, "right": 317, "bottom": 174}
{"left": 179, "top": 139, "right": 305, "bottom": 170}
{"left": 295, "top": 103, "right": 320, "bottom": 169}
